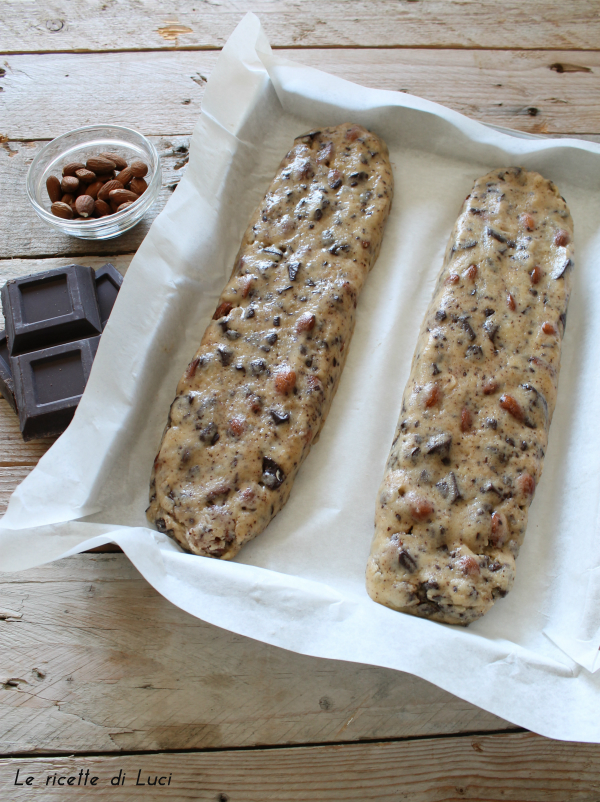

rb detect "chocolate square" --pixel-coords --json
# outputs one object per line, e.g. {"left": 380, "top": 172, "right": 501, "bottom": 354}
{"left": 94, "top": 263, "right": 123, "bottom": 328}
{"left": 2, "top": 264, "right": 102, "bottom": 356}
{"left": 0, "top": 330, "right": 16, "bottom": 412}
{"left": 11, "top": 336, "right": 100, "bottom": 441}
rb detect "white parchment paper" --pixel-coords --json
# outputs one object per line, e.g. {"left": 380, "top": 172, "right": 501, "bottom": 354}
{"left": 3, "top": 14, "right": 600, "bottom": 741}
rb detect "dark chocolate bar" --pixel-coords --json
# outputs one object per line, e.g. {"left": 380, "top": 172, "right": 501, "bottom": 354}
{"left": 0, "top": 330, "right": 16, "bottom": 413}
{"left": 2, "top": 264, "right": 102, "bottom": 356}
{"left": 0, "top": 262, "right": 123, "bottom": 440}
{"left": 11, "top": 336, "right": 100, "bottom": 441}
{"left": 94, "top": 263, "right": 123, "bottom": 328}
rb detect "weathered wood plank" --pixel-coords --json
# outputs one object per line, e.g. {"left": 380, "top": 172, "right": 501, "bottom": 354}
{"left": 0, "top": 466, "right": 37, "bottom": 514}
{"left": 2, "top": 51, "right": 600, "bottom": 144}
{"left": 0, "top": 554, "right": 512, "bottom": 754}
{"left": 299, "top": 50, "right": 600, "bottom": 136}
{"left": 3, "top": 732, "right": 600, "bottom": 800}
{"left": 0, "top": 406, "right": 53, "bottom": 467}
{"left": 1, "top": 1, "right": 600, "bottom": 53}
{"left": 1, "top": 51, "right": 599, "bottom": 261}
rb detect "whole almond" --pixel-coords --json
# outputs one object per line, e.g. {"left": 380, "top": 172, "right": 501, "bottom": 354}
{"left": 87, "top": 156, "right": 116, "bottom": 174}
{"left": 100, "top": 152, "right": 128, "bottom": 170}
{"left": 61, "top": 175, "right": 79, "bottom": 193}
{"left": 115, "top": 167, "right": 134, "bottom": 186}
{"left": 94, "top": 199, "right": 111, "bottom": 217}
{"left": 51, "top": 201, "right": 74, "bottom": 219}
{"left": 75, "top": 195, "right": 95, "bottom": 218}
{"left": 61, "top": 193, "right": 75, "bottom": 205}
{"left": 129, "top": 177, "right": 147, "bottom": 195}
{"left": 62, "top": 162, "right": 86, "bottom": 177}
{"left": 116, "top": 201, "right": 134, "bottom": 212}
{"left": 130, "top": 160, "right": 148, "bottom": 178}
{"left": 109, "top": 188, "right": 138, "bottom": 207}
{"left": 75, "top": 168, "right": 96, "bottom": 183}
{"left": 98, "top": 179, "right": 124, "bottom": 202}
{"left": 86, "top": 180, "right": 104, "bottom": 200}
{"left": 46, "top": 175, "right": 62, "bottom": 203}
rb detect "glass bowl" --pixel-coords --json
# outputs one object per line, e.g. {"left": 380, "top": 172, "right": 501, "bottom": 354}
{"left": 26, "top": 125, "right": 161, "bottom": 240}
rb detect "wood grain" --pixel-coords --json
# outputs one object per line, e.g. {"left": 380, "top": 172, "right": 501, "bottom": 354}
{"left": 1, "top": 50, "right": 599, "bottom": 261}
{"left": 3, "top": 732, "right": 600, "bottom": 800}
{"left": 0, "top": 466, "right": 37, "bottom": 514}
{"left": 0, "top": 0, "right": 597, "bottom": 776}
{"left": 2, "top": 50, "right": 600, "bottom": 144}
{"left": 0, "top": 554, "right": 511, "bottom": 755}
{"left": 1, "top": 1, "right": 600, "bottom": 53}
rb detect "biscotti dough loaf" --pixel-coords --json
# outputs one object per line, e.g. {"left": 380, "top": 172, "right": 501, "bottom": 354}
{"left": 366, "top": 167, "right": 573, "bottom": 625}
{"left": 148, "top": 123, "right": 393, "bottom": 558}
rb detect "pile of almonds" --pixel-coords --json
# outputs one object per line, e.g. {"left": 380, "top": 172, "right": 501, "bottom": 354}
{"left": 46, "top": 152, "right": 150, "bottom": 220}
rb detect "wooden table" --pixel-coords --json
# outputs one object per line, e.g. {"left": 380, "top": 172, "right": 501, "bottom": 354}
{"left": 1, "top": 3, "right": 600, "bottom": 798}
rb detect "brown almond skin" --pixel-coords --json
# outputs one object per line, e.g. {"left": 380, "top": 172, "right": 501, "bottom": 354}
{"left": 116, "top": 201, "right": 134, "bottom": 212}
{"left": 97, "top": 179, "right": 124, "bottom": 202}
{"left": 61, "top": 175, "right": 79, "bottom": 193}
{"left": 129, "top": 177, "right": 148, "bottom": 195}
{"left": 115, "top": 167, "right": 134, "bottom": 187}
{"left": 86, "top": 156, "right": 116, "bottom": 174}
{"left": 61, "top": 193, "right": 75, "bottom": 206}
{"left": 75, "top": 168, "right": 96, "bottom": 184}
{"left": 130, "top": 160, "right": 148, "bottom": 178}
{"left": 100, "top": 152, "right": 128, "bottom": 170}
{"left": 94, "top": 199, "right": 111, "bottom": 217}
{"left": 51, "top": 201, "right": 74, "bottom": 219}
{"left": 75, "top": 195, "right": 95, "bottom": 218}
{"left": 109, "top": 188, "right": 138, "bottom": 207}
{"left": 62, "top": 162, "right": 85, "bottom": 177}
{"left": 86, "top": 180, "right": 104, "bottom": 200}
{"left": 46, "top": 175, "right": 62, "bottom": 203}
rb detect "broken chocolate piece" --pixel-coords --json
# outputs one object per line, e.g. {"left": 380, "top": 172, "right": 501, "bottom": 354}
{"left": 2, "top": 264, "right": 102, "bottom": 356}
{"left": 270, "top": 408, "right": 290, "bottom": 425}
{"left": 425, "top": 432, "right": 452, "bottom": 456}
{"left": 0, "top": 330, "right": 16, "bottom": 412}
{"left": 94, "top": 263, "right": 123, "bottom": 328}
{"left": 436, "top": 471, "right": 461, "bottom": 503}
{"left": 0, "top": 263, "right": 123, "bottom": 439}
{"left": 483, "top": 318, "right": 499, "bottom": 344}
{"left": 262, "top": 456, "right": 285, "bottom": 489}
{"left": 398, "top": 549, "right": 417, "bottom": 573}
{"left": 11, "top": 336, "right": 100, "bottom": 441}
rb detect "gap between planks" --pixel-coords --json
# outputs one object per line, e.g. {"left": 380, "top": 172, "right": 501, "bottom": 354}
{"left": 1, "top": 49, "right": 600, "bottom": 142}
{"left": 1, "top": 732, "right": 600, "bottom": 801}
{"left": 2, "top": 0, "right": 600, "bottom": 53}
{"left": 2, "top": 726, "right": 526, "bottom": 760}
{"left": 0, "top": 554, "right": 511, "bottom": 754}
{"left": 3, "top": 46, "right": 600, "bottom": 57}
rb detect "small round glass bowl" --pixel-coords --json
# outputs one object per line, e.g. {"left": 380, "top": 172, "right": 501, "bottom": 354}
{"left": 26, "top": 125, "right": 161, "bottom": 240}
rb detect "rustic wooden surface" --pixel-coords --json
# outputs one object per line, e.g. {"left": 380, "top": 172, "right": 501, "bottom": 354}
{"left": 2, "top": 1, "right": 600, "bottom": 52}
{"left": 2, "top": 50, "right": 599, "bottom": 144}
{"left": 1, "top": 1, "right": 599, "bottom": 797}
{"left": 3, "top": 732, "right": 600, "bottom": 801}
{"left": 0, "top": 555, "right": 512, "bottom": 756}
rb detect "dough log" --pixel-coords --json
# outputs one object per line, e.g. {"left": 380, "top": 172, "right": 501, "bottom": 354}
{"left": 366, "top": 167, "right": 574, "bottom": 625}
{"left": 148, "top": 123, "right": 393, "bottom": 558}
